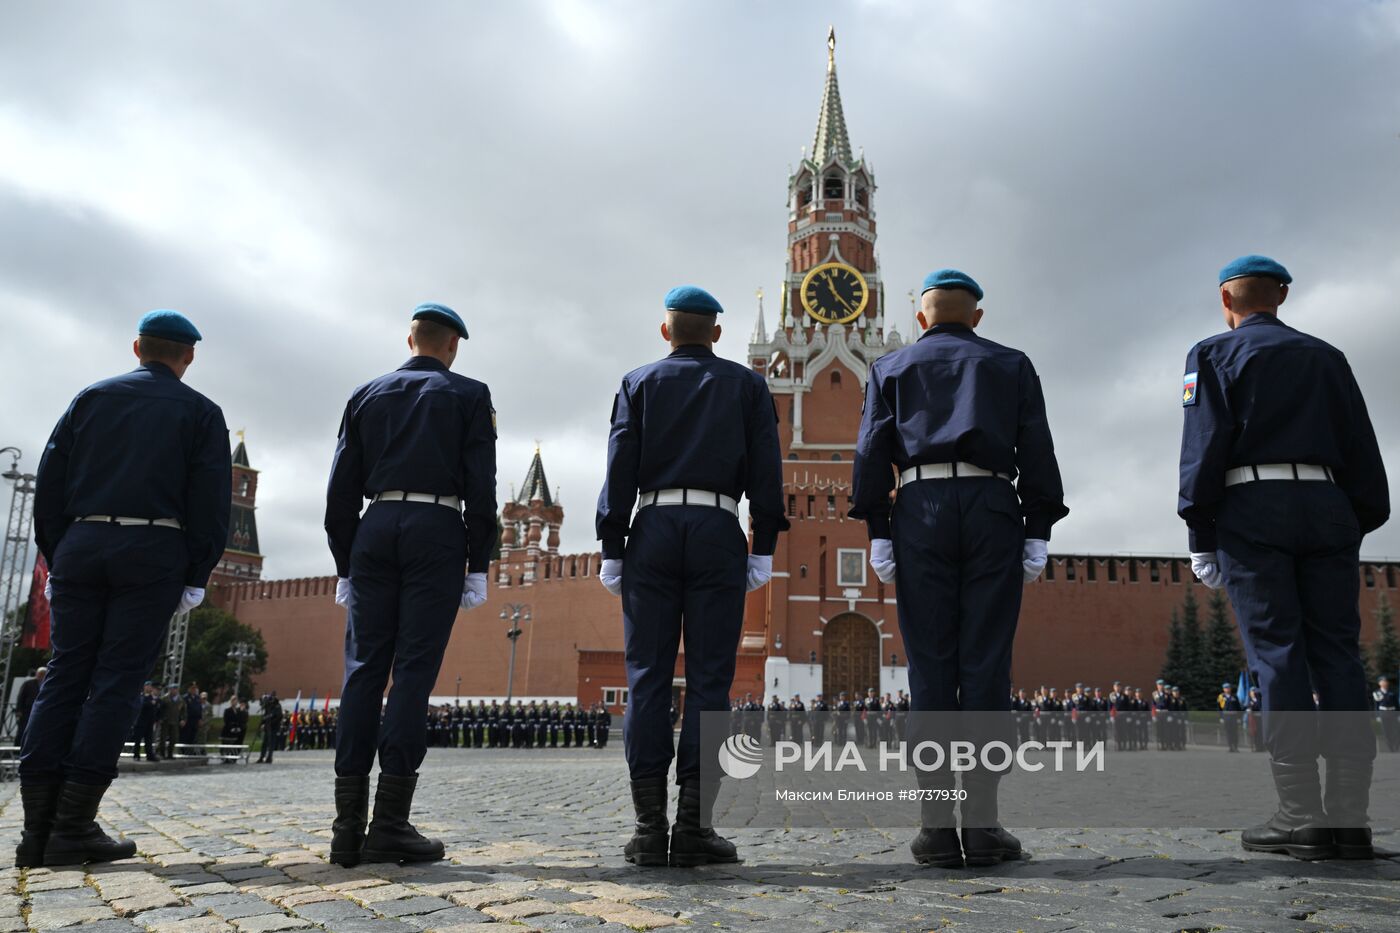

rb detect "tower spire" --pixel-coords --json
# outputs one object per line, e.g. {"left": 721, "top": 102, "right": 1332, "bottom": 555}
{"left": 751, "top": 287, "right": 767, "bottom": 344}
{"left": 811, "top": 26, "right": 854, "bottom": 166}
{"left": 516, "top": 446, "right": 554, "bottom": 507}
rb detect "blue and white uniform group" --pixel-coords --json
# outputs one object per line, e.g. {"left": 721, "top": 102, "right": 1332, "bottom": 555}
{"left": 1178, "top": 255, "right": 1388, "bottom": 860}
{"left": 851, "top": 269, "right": 1067, "bottom": 867}
{"left": 596, "top": 285, "right": 787, "bottom": 866}
{"left": 22, "top": 311, "right": 230, "bottom": 867}
{"left": 16, "top": 253, "right": 1390, "bottom": 871}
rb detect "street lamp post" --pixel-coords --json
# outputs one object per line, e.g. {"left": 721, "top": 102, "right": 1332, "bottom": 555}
{"left": 499, "top": 603, "right": 531, "bottom": 705}
{"left": 0, "top": 447, "right": 37, "bottom": 741}
{"left": 226, "top": 641, "right": 257, "bottom": 702}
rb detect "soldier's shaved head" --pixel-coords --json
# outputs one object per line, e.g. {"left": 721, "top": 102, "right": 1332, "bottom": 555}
{"left": 919, "top": 287, "right": 983, "bottom": 329}
{"left": 1221, "top": 275, "right": 1287, "bottom": 314}
{"left": 663, "top": 309, "right": 721, "bottom": 347}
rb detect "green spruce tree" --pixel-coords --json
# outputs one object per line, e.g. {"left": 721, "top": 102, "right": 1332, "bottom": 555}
{"left": 1203, "top": 588, "right": 1244, "bottom": 702}
{"left": 1178, "top": 586, "right": 1209, "bottom": 708}
{"left": 1373, "top": 592, "right": 1400, "bottom": 684}
{"left": 1161, "top": 607, "right": 1187, "bottom": 690}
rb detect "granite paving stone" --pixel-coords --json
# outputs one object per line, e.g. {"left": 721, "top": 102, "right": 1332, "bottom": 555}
{"left": 0, "top": 747, "right": 1392, "bottom": 933}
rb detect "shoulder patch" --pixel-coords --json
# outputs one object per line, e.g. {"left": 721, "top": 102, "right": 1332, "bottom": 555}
{"left": 1182, "top": 371, "right": 1198, "bottom": 406}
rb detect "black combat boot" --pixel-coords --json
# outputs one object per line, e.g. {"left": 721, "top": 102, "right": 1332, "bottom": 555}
{"left": 361, "top": 773, "right": 445, "bottom": 863}
{"left": 1324, "top": 757, "right": 1374, "bottom": 859}
{"left": 1241, "top": 759, "right": 1336, "bottom": 859}
{"left": 14, "top": 783, "right": 61, "bottom": 869}
{"left": 959, "top": 771, "right": 1023, "bottom": 867}
{"left": 670, "top": 778, "right": 739, "bottom": 866}
{"left": 43, "top": 782, "right": 137, "bottom": 865}
{"left": 329, "top": 775, "right": 371, "bottom": 867}
{"left": 910, "top": 791, "right": 962, "bottom": 868}
{"left": 623, "top": 777, "right": 670, "bottom": 866}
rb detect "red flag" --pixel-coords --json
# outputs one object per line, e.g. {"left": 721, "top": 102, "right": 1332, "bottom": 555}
{"left": 22, "top": 555, "right": 51, "bottom": 650}
{"left": 324, "top": 694, "right": 331, "bottom": 712}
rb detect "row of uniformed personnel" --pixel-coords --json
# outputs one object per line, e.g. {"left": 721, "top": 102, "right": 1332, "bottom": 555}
{"left": 424, "top": 700, "right": 613, "bottom": 749}
{"left": 15, "top": 252, "right": 1389, "bottom": 870}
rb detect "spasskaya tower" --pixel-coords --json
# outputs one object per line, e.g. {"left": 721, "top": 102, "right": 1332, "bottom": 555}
{"left": 744, "top": 29, "right": 908, "bottom": 705}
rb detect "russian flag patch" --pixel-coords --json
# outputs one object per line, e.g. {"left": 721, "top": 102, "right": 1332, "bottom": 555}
{"left": 1182, "top": 371, "right": 1199, "bottom": 406}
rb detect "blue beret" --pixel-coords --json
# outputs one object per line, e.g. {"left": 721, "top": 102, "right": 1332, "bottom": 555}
{"left": 412, "top": 303, "right": 468, "bottom": 339}
{"left": 664, "top": 285, "right": 723, "bottom": 315}
{"left": 138, "top": 310, "right": 202, "bottom": 345}
{"left": 920, "top": 268, "right": 984, "bottom": 301}
{"left": 1219, "top": 254, "right": 1291, "bottom": 286}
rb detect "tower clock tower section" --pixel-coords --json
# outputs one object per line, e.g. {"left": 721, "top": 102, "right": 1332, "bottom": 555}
{"left": 745, "top": 29, "right": 908, "bottom": 707}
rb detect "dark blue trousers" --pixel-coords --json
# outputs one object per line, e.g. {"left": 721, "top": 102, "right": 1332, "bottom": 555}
{"left": 336, "top": 502, "right": 465, "bottom": 777}
{"left": 20, "top": 524, "right": 185, "bottom": 784}
{"left": 1216, "top": 482, "right": 1375, "bottom": 763}
{"left": 893, "top": 478, "right": 1025, "bottom": 713}
{"left": 622, "top": 505, "right": 746, "bottom": 783}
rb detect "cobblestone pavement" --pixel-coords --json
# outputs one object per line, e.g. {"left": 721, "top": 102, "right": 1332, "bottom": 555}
{"left": 0, "top": 749, "right": 1397, "bottom": 933}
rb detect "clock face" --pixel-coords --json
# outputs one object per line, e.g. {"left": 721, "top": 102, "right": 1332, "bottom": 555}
{"left": 800, "top": 261, "right": 869, "bottom": 325}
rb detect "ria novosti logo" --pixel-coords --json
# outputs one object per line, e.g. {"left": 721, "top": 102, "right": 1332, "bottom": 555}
{"left": 717, "top": 733, "right": 764, "bottom": 779}
{"left": 717, "top": 736, "right": 1106, "bottom": 779}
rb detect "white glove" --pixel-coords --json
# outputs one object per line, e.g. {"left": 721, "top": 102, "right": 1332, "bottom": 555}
{"left": 869, "top": 538, "right": 896, "bottom": 584}
{"left": 600, "top": 558, "right": 623, "bottom": 597}
{"left": 746, "top": 554, "right": 773, "bottom": 592}
{"left": 334, "top": 577, "right": 351, "bottom": 606}
{"left": 1022, "top": 539, "right": 1048, "bottom": 583}
{"left": 461, "top": 572, "right": 488, "bottom": 610}
{"left": 178, "top": 587, "right": 206, "bottom": 613}
{"left": 1191, "top": 552, "right": 1224, "bottom": 590}
{"left": 44, "top": 577, "right": 53, "bottom": 602}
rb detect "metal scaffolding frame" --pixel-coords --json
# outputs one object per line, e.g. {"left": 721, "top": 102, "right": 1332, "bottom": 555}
{"left": 162, "top": 609, "right": 192, "bottom": 689}
{"left": 0, "top": 448, "right": 37, "bottom": 741}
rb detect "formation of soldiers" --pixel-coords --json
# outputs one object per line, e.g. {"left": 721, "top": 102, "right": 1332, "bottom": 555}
{"left": 256, "top": 700, "right": 616, "bottom": 753}
{"left": 733, "top": 690, "right": 911, "bottom": 747}
{"left": 14, "top": 251, "right": 1389, "bottom": 870}
{"left": 425, "top": 701, "right": 613, "bottom": 749}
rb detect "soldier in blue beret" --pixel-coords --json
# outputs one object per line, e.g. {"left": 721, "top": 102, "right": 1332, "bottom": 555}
{"left": 325, "top": 302, "right": 497, "bottom": 865}
{"left": 852, "top": 269, "right": 1067, "bottom": 867}
{"left": 1179, "top": 255, "right": 1388, "bottom": 859}
{"left": 596, "top": 284, "right": 787, "bottom": 866}
{"left": 20, "top": 310, "right": 230, "bottom": 867}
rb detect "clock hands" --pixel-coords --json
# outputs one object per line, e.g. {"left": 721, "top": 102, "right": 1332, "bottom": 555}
{"left": 820, "top": 270, "right": 859, "bottom": 315}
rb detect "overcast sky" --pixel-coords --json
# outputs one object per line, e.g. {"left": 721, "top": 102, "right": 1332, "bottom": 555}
{"left": 3, "top": 0, "right": 1399, "bottom": 579}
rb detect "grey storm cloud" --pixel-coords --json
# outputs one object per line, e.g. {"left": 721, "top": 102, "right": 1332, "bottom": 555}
{"left": 2, "top": 0, "right": 1398, "bottom": 578}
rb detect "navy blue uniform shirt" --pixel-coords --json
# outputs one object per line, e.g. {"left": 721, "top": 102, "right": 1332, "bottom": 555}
{"left": 850, "top": 323, "right": 1068, "bottom": 539}
{"left": 595, "top": 344, "right": 788, "bottom": 560}
{"left": 1178, "top": 314, "right": 1389, "bottom": 551}
{"left": 325, "top": 356, "right": 498, "bottom": 576}
{"left": 34, "top": 362, "right": 231, "bottom": 587}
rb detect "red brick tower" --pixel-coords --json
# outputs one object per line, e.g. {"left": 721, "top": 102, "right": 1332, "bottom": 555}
{"left": 209, "top": 431, "right": 264, "bottom": 603}
{"left": 497, "top": 446, "right": 565, "bottom": 588}
{"left": 745, "top": 29, "right": 908, "bottom": 704}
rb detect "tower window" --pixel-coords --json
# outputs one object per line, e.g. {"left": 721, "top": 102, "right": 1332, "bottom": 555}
{"left": 830, "top": 453, "right": 842, "bottom": 461}
{"left": 830, "top": 370, "right": 842, "bottom": 388}
{"left": 824, "top": 175, "right": 843, "bottom": 200}
{"left": 855, "top": 186, "right": 868, "bottom": 208}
